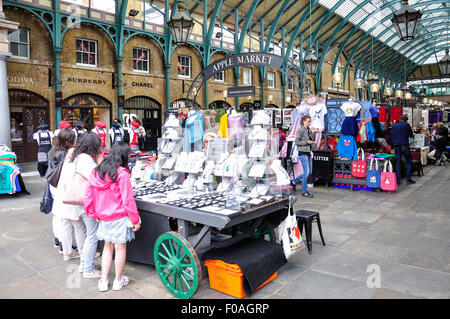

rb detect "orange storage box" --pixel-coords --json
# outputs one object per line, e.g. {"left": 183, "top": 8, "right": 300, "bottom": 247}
{"left": 204, "top": 259, "right": 278, "bottom": 299}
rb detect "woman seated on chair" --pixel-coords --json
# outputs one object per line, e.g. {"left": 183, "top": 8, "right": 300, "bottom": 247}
{"left": 428, "top": 126, "right": 449, "bottom": 164}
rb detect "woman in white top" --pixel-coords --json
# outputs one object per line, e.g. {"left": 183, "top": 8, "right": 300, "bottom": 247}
{"left": 69, "top": 132, "right": 104, "bottom": 278}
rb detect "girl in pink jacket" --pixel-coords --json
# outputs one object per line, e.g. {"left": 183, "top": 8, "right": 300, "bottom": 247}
{"left": 84, "top": 142, "right": 141, "bottom": 292}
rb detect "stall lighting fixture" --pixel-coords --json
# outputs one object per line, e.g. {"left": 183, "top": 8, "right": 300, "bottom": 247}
{"left": 384, "top": 87, "right": 393, "bottom": 96}
{"left": 355, "top": 78, "right": 364, "bottom": 88}
{"left": 370, "top": 83, "right": 380, "bottom": 93}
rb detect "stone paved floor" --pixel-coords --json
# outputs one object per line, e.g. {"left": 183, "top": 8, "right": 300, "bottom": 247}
{"left": 0, "top": 163, "right": 449, "bottom": 299}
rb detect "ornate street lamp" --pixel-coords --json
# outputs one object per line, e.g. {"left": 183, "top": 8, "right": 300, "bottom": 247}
{"left": 303, "top": 0, "right": 318, "bottom": 75}
{"left": 167, "top": 1, "right": 194, "bottom": 46}
{"left": 391, "top": 0, "right": 422, "bottom": 41}
{"left": 404, "top": 92, "right": 412, "bottom": 100}
{"left": 438, "top": 49, "right": 450, "bottom": 76}
{"left": 395, "top": 89, "right": 403, "bottom": 98}
{"left": 304, "top": 49, "right": 319, "bottom": 75}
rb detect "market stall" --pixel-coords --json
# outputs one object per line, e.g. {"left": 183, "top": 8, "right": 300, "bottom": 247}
{"left": 0, "top": 144, "right": 29, "bottom": 195}
{"left": 125, "top": 110, "right": 294, "bottom": 299}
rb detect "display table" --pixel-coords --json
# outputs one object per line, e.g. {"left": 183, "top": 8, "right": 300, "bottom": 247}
{"left": 126, "top": 196, "right": 289, "bottom": 299}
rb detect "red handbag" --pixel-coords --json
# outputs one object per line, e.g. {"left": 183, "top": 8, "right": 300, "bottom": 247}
{"left": 352, "top": 148, "right": 367, "bottom": 178}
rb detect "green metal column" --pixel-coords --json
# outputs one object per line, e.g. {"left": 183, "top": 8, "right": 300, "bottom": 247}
{"left": 203, "top": 0, "right": 208, "bottom": 109}
{"left": 54, "top": 46, "right": 62, "bottom": 125}
{"left": 165, "top": 64, "right": 171, "bottom": 110}
{"left": 54, "top": 0, "right": 62, "bottom": 127}
{"left": 116, "top": 56, "right": 123, "bottom": 120}
{"left": 164, "top": 0, "right": 172, "bottom": 111}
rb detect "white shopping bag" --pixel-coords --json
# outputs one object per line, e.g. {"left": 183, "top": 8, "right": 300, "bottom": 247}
{"left": 278, "top": 205, "right": 304, "bottom": 259}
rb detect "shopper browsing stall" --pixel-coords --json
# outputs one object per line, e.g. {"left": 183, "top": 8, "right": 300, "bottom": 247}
{"left": 294, "top": 115, "right": 317, "bottom": 198}
{"left": 389, "top": 114, "right": 415, "bottom": 185}
{"left": 84, "top": 142, "right": 141, "bottom": 292}
{"left": 68, "top": 132, "right": 103, "bottom": 278}
{"left": 46, "top": 128, "right": 76, "bottom": 254}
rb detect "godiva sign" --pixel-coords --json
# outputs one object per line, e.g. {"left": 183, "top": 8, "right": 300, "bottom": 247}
{"left": 7, "top": 76, "right": 34, "bottom": 87}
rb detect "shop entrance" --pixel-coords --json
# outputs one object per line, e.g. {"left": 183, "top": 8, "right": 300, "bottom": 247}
{"left": 9, "top": 90, "right": 49, "bottom": 162}
{"left": 123, "top": 96, "right": 162, "bottom": 151}
{"left": 61, "top": 94, "right": 111, "bottom": 131}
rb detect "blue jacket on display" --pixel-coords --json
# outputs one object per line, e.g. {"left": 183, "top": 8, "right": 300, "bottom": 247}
{"left": 337, "top": 135, "right": 358, "bottom": 160}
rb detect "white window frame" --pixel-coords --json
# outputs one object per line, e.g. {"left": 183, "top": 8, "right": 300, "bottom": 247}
{"left": 243, "top": 67, "right": 252, "bottom": 85}
{"left": 267, "top": 71, "right": 275, "bottom": 88}
{"left": 288, "top": 75, "right": 294, "bottom": 91}
{"left": 9, "top": 28, "right": 30, "bottom": 59}
{"left": 214, "top": 70, "right": 225, "bottom": 82}
{"left": 76, "top": 38, "right": 97, "bottom": 67}
{"left": 177, "top": 55, "right": 191, "bottom": 78}
{"left": 133, "top": 47, "right": 150, "bottom": 73}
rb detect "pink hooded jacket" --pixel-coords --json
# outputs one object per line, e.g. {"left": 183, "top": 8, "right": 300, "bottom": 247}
{"left": 84, "top": 166, "right": 140, "bottom": 225}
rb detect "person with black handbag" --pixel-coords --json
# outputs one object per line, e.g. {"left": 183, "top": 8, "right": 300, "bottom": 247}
{"left": 46, "top": 128, "right": 76, "bottom": 253}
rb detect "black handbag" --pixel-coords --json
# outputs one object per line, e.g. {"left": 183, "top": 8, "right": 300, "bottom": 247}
{"left": 40, "top": 183, "right": 53, "bottom": 214}
{"left": 46, "top": 160, "right": 64, "bottom": 188}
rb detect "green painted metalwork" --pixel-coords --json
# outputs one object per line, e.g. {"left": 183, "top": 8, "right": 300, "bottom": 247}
{"left": 352, "top": 4, "right": 449, "bottom": 82}
{"left": 236, "top": 0, "right": 261, "bottom": 53}
{"left": 304, "top": 0, "right": 342, "bottom": 58}
{"left": 364, "top": 20, "right": 450, "bottom": 82}
{"left": 343, "top": 3, "right": 448, "bottom": 86}
{"left": 315, "top": 0, "right": 406, "bottom": 92}
{"left": 377, "top": 29, "right": 449, "bottom": 83}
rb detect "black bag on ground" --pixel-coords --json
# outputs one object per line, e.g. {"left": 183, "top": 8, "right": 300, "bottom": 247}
{"left": 203, "top": 238, "right": 287, "bottom": 296}
{"left": 40, "top": 183, "right": 53, "bottom": 214}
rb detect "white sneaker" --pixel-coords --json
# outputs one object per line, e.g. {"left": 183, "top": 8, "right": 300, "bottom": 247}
{"left": 83, "top": 270, "right": 102, "bottom": 279}
{"left": 98, "top": 278, "right": 109, "bottom": 292}
{"left": 78, "top": 264, "right": 83, "bottom": 273}
{"left": 112, "top": 276, "right": 129, "bottom": 291}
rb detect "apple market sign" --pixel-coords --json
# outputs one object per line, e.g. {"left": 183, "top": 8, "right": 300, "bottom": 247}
{"left": 203, "top": 53, "right": 284, "bottom": 79}
{"left": 185, "top": 52, "right": 309, "bottom": 108}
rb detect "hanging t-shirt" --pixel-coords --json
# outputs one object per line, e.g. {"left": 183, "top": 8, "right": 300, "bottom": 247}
{"left": 340, "top": 101, "right": 361, "bottom": 117}
{"left": 309, "top": 103, "right": 327, "bottom": 131}
{"left": 390, "top": 107, "right": 402, "bottom": 122}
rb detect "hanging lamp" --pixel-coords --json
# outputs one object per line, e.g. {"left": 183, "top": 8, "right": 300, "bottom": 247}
{"left": 167, "top": 0, "right": 194, "bottom": 45}
{"left": 303, "top": 0, "right": 318, "bottom": 75}
{"left": 391, "top": 0, "right": 422, "bottom": 41}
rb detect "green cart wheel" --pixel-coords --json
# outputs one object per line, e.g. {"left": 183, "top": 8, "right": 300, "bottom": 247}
{"left": 154, "top": 231, "right": 202, "bottom": 299}
{"left": 253, "top": 221, "right": 277, "bottom": 243}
